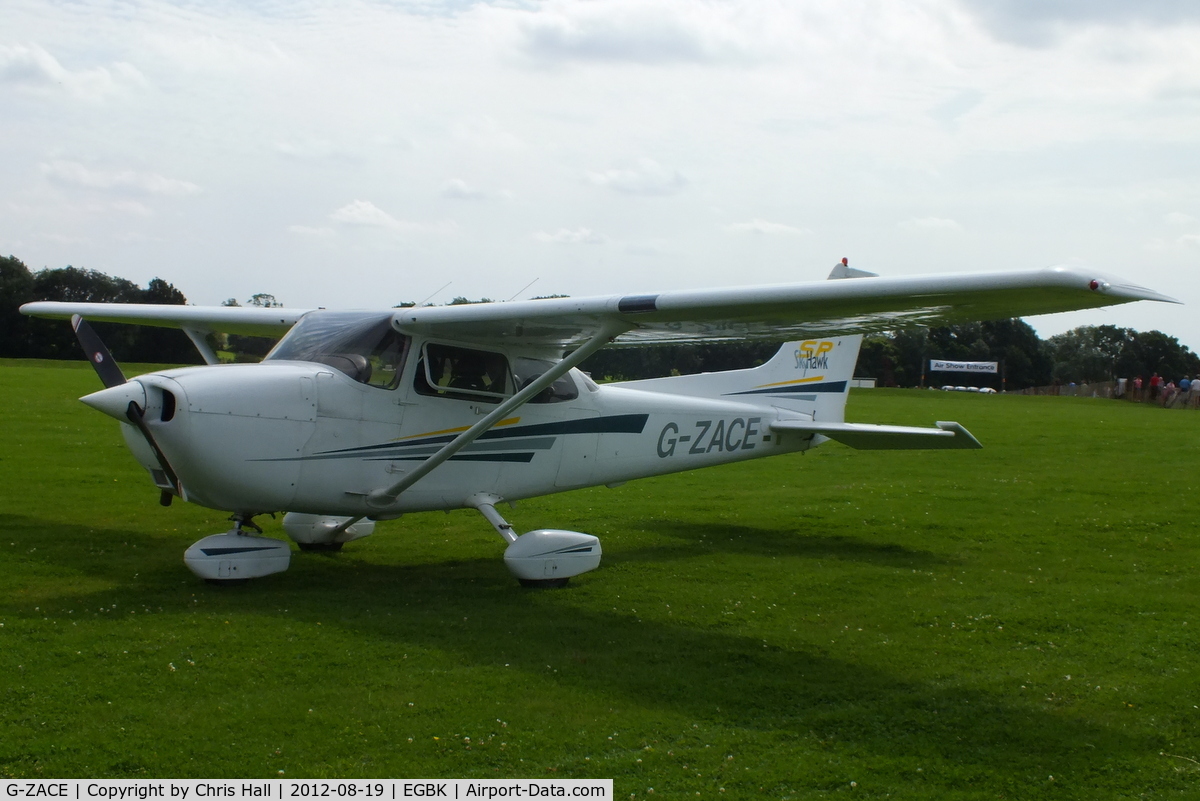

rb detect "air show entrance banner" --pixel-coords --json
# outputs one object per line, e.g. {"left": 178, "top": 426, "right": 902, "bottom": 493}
{"left": 929, "top": 360, "right": 998, "bottom": 374}
{"left": 2, "top": 781, "right": 611, "bottom": 800}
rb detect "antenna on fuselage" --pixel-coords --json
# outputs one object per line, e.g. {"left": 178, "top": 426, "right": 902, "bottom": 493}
{"left": 417, "top": 281, "right": 452, "bottom": 306}
{"left": 507, "top": 277, "right": 539, "bottom": 301}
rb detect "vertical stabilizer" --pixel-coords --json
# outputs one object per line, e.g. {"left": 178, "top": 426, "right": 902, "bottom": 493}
{"left": 615, "top": 334, "right": 863, "bottom": 422}
{"left": 719, "top": 335, "right": 863, "bottom": 421}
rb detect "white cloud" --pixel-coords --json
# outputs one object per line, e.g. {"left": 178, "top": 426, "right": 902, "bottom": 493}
{"left": 898, "top": 217, "right": 964, "bottom": 232}
{"left": 441, "top": 178, "right": 512, "bottom": 201}
{"left": 274, "top": 138, "right": 346, "bottom": 161}
{"left": 442, "top": 179, "right": 486, "bottom": 200}
{"left": 41, "top": 160, "right": 200, "bottom": 196}
{"left": 533, "top": 227, "right": 604, "bottom": 244}
{"left": 331, "top": 200, "right": 398, "bottom": 228}
{"left": 0, "top": 43, "right": 144, "bottom": 100}
{"left": 450, "top": 116, "right": 522, "bottom": 150}
{"left": 517, "top": 0, "right": 765, "bottom": 65}
{"left": 111, "top": 200, "right": 153, "bottom": 217}
{"left": 959, "top": 0, "right": 1200, "bottom": 46}
{"left": 724, "top": 219, "right": 812, "bottom": 236}
{"left": 329, "top": 200, "right": 455, "bottom": 233}
{"left": 587, "top": 158, "right": 687, "bottom": 196}
{"left": 1179, "top": 234, "right": 1200, "bottom": 248}
{"left": 1166, "top": 212, "right": 1196, "bottom": 225}
{"left": 288, "top": 225, "right": 336, "bottom": 238}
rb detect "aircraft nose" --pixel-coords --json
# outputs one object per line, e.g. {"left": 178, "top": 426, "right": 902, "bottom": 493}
{"left": 81, "top": 381, "right": 147, "bottom": 422}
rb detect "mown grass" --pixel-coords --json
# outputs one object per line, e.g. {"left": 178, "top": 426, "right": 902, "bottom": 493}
{"left": 1, "top": 362, "right": 1197, "bottom": 799}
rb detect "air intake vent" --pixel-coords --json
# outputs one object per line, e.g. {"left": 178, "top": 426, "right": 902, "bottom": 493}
{"left": 161, "top": 390, "right": 176, "bottom": 422}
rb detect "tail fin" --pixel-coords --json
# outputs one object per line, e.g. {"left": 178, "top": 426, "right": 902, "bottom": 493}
{"left": 617, "top": 334, "right": 863, "bottom": 422}
{"left": 723, "top": 335, "right": 862, "bottom": 421}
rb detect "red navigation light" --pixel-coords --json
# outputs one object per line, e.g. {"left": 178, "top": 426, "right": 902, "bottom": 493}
{"left": 841, "top": 257, "right": 849, "bottom": 266}
{"left": 1089, "top": 280, "right": 1100, "bottom": 290}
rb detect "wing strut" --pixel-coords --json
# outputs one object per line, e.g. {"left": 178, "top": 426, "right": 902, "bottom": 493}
{"left": 183, "top": 328, "right": 220, "bottom": 365}
{"left": 363, "top": 321, "right": 629, "bottom": 512}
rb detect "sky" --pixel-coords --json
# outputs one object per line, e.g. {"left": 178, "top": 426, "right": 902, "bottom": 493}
{"left": 3, "top": 0, "right": 1199, "bottom": 347}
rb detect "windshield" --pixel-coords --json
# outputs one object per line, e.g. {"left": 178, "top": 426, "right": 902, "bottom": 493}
{"left": 266, "top": 311, "right": 410, "bottom": 389}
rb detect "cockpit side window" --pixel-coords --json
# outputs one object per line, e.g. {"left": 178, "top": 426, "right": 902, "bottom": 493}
{"left": 364, "top": 330, "right": 410, "bottom": 389}
{"left": 414, "top": 343, "right": 510, "bottom": 402}
{"left": 265, "top": 311, "right": 410, "bottom": 389}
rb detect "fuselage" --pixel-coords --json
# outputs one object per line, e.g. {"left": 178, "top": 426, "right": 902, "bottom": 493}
{"left": 102, "top": 358, "right": 814, "bottom": 517}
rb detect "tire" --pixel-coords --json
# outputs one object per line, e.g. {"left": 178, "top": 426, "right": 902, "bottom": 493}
{"left": 297, "top": 541, "right": 344, "bottom": 552}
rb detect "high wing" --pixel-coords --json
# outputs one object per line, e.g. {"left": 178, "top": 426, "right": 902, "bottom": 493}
{"left": 18, "top": 302, "right": 310, "bottom": 337}
{"left": 20, "top": 265, "right": 1173, "bottom": 347}
{"left": 393, "top": 265, "right": 1174, "bottom": 347}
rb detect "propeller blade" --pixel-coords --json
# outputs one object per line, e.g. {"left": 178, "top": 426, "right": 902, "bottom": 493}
{"left": 71, "top": 314, "right": 127, "bottom": 389}
{"left": 125, "top": 400, "right": 182, "bottom": 497}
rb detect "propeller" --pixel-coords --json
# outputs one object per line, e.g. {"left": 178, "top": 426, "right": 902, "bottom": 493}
{"left": 72, "top": 314, "right": 127, "bottom": 388}
{"left": 72, "top": 314, "right": 181, "bottom": 503}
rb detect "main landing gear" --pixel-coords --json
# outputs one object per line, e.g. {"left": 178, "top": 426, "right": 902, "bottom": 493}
{"left": 470, "top": 493, "right": 602, "bottom": 588}
{"left": 182, "top": 502, "right": 600, "bottom": 589}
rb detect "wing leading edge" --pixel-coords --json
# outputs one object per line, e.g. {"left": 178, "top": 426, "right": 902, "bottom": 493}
{"left": 19, "top": 302, "right": 312, "bottom": 337}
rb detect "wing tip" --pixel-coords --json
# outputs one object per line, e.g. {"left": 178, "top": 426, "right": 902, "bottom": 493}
{"left": 1045, "top": 265, "right": 1179, "bottom": 305}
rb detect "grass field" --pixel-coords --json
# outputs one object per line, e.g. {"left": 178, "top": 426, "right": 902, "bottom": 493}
{"left": 1, "top": 361, "right": 1197, "bottom": 798}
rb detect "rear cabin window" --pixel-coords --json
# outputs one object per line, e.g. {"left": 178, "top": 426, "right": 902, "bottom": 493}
{"left": 414, "top": 343, "right": 510, "bottom": 402}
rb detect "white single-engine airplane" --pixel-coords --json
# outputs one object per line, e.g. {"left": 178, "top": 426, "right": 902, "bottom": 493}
{"left": 21, "top": 262, "right": 1171, "bottom": 585}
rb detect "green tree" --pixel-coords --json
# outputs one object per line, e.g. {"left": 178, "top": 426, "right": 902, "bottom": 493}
{"left": 1046, "top": 325, "right": 1133, "bottom": 383}
{"left": 127, "top": 277, "right": 195, "bottom": 363}
{"left": 248, "top": 293, "right": 282, "bottom": 308}
{"left": 1118, "top": 330, "right": 1200, "bottom": 383}
{"left": 26, "top": 266, "right": 175, "bottom": 361}
{"left": 2, "top": 261, "right": 199, "bottom": 363}
{"left": 0, "top": 255, "right": 36, "bottom": 357}
{"left": 226, "top": 294, "right": 282, "bottom": 360}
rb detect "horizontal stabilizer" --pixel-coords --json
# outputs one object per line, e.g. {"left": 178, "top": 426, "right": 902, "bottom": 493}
{"left": 770, "top": 419, "right": 982, "bottom": 450}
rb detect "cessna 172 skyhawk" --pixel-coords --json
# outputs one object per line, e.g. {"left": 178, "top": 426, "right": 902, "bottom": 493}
{"left": 21, "top": 263, "right": 1170, "bottom": 585}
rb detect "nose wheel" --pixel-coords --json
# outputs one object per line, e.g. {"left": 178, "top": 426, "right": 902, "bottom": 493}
{"left": 183, "top": 513, "right": 291, "bottom": 583}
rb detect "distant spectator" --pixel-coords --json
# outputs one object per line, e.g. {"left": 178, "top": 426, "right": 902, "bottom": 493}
{"left": 1134, "top": 376, "right": 1143, "bottom": 401}
{"left": 1181, "top": 377, "right": 1192, "bottom": 393}
{"left": 1150, "top": 373, "right": 1161, "bottom": 401}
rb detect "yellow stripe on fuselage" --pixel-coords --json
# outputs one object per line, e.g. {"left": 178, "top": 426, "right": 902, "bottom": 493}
{"left": 395, "top": 417, "right": 522, "bottom": 441}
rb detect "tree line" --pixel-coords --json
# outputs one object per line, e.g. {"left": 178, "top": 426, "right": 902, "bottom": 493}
{"left": 852, "top": 319, "right": 1200, "bottom": 389}
{"left": 3, "top": 255, "right": 1197, "bottom": 388}
{"left": 1, "top": 255, "right": 200, "bottom": 363}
